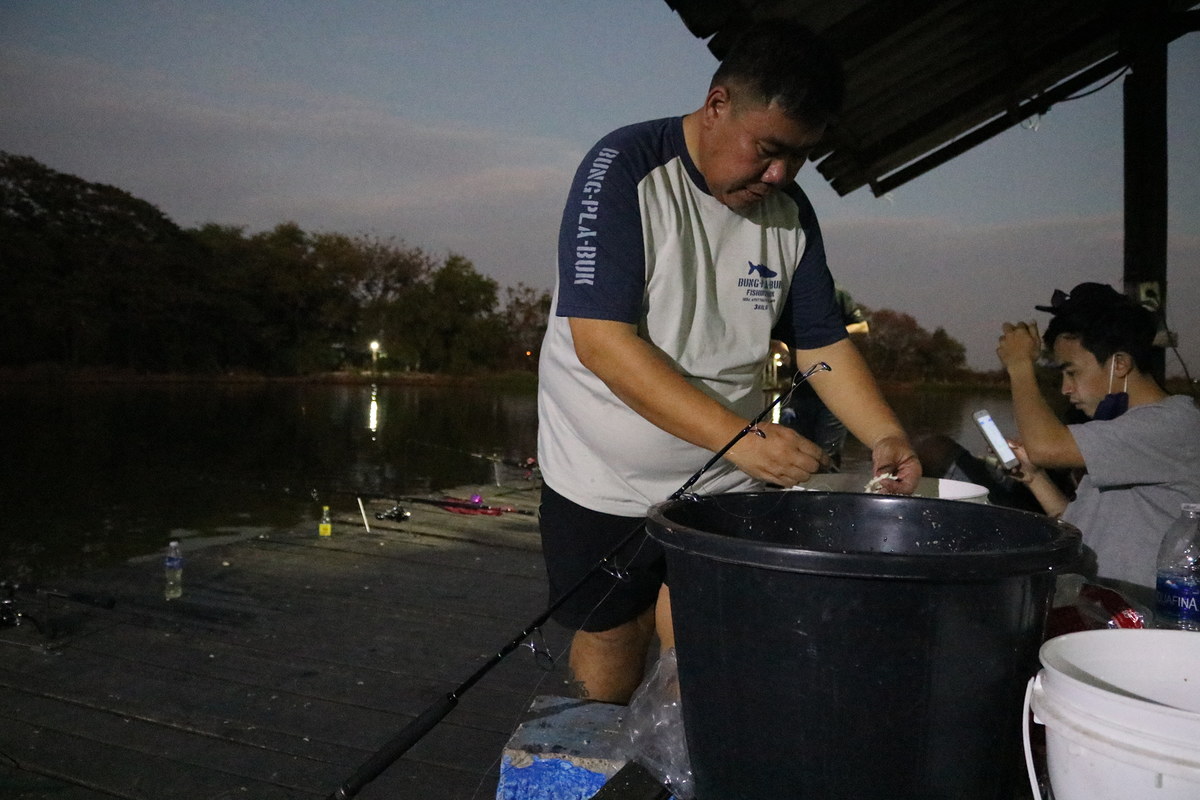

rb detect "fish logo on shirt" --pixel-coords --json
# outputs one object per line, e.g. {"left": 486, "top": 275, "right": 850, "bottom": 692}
{"left": 747, "top": 261, "right": 778, "bottom": 279}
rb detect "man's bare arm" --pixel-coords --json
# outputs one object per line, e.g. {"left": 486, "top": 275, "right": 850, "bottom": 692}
{"left": 569, "top": 317, "right": 825, "bottom": 486}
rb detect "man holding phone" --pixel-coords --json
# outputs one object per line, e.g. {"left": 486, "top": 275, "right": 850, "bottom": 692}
{"left": 996, "top": 282, "right": 1200, "bottom": 607}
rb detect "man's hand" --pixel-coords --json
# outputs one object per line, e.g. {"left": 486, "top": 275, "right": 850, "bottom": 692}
{"left": 792, "top": 338, "right": 921, "bottom": 494}
{"left": 869, "top": 434, "right": 921, "bottom": 495}
{"left": 1007, "top": 441, "right": 1043, "bottom": 485}
{"left": 724, "top": 422, "right": 827, "bottom": 487}
{"left": 997, "top": 321, "right": 1042, "bottom": 370}
{"left": 1008, "top": 441, "right": 1070, "bottom": 518}
{"left": 995, "top": 319, "right": 1084, "bottom": 469}
{"left": 571, "top": 318, "right": 832, "bottom": 485}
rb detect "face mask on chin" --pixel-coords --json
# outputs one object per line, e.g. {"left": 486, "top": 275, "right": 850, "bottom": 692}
{"left": 1093, "top": 392, "right": 1128, "bottom": 421}
{"left": 1092, "top": 357, "right": 1129, "bottom": 421}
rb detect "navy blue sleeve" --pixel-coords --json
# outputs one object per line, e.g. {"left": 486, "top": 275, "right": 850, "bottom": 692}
{"left": 555, "top": 120, "right": 669, "bottom": 323}
{"left": 771, "top": 185, "right": 847, "bottom": 350}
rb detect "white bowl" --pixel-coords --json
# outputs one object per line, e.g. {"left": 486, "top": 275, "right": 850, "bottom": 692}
{"left": 791, "top": 474, "right": 989, "bottom": 503}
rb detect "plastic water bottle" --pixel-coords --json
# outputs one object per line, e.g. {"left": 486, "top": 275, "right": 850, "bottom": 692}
{"left": 1155, "top": 503, "right": 1200, "bottom": 631}
{"left": 164, "top": 540, "right": 183, "bottom": 600}
{"left": 319, "top": 505, "right": 332, "bottom": 537}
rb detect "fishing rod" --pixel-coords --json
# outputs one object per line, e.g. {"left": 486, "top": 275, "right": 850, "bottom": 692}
{"left": 1, "top": 580, "right": 116, "bottom": 639}
{"left": 326, "top": 362, "right": 831, "bottom": 800}
{"left": 403, "top": 438, "right": 540, "bottom": 472}
{"left": 391, "top": 495, "right": 536, "bottom": 517}
{"left": 320, "top": 488, "right": 537, "bottom": 518}
{"left": 671, "top": 362, "right": 831, "bottom": 499}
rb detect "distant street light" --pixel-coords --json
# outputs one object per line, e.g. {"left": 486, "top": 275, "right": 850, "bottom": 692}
{"left": 370, "top": 340, "right": 380, "bottom": 371}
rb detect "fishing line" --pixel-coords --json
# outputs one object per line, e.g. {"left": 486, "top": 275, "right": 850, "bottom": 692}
{"left": 403, "top": 438, "right": 539, "bottom": 472}
{"left": 463, "top": 521, "right": 660, "bottom": 800}
{"left": 1164, "top": 329, "right": 1197, "bottom": 400}
{"left": 669, "top": 362, "right": 831, "bottom": 500}
{"left": 454, "top": 365, "right": 835, "bottom": 796}
{"left": 702, "top": 485, "right": 795, "bottom": 523}
{"left": 501, "top": 361, "right": 833, "bottom": 669}
{"left": 324, "top": 517, "right": 658, "bottom": 800}
{"left": 325, "top": 363, "right": 831, "bottom": 800}
{"left": 461, "top": 527, "right": 657, "bottom": 800}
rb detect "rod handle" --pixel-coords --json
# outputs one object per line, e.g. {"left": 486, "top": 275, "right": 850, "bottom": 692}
{"left": 328, "top": 693, "right": 458, "bottom": 799}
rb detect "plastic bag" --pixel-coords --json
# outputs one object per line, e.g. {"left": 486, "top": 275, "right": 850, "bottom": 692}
{"left": 1045, "top": 573, "right": 1148, "bottom": 639}
{"left": 620, "top": 647, "right": 694, "bottom": 799}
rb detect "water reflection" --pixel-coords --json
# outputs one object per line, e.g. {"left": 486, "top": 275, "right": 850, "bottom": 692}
{"left": 367, "top": 384, "right": 380, "bottom": 435}
{"left": 840, "top": 387, "right": 1020, "bottom": 473}
{"left": 0, "top": 380, "right": 1009, "bottom": 581}
{"left": 0, "top": 381, "right": 539, "bottom": 581}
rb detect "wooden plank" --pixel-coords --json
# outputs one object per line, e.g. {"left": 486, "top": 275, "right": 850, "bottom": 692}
{"left": 0, "top": 708, "right": 326, "bottom": 798}
{"left": 0, "top": 673, "right": 519, "bottom": 798}
{"left": 44, "top": 540, "right": 572, "bottom": 696}
{"left": 0, "top": 485, "right": 594, "bottom": 799}
{"left": 0, "top": 763, "right": 108, "bottom": 800}
{"left": 590, "top": 762, "right": 672, "bottom": 800}
{"left": 36, "top": 622, "right": 569, "bottom": 729}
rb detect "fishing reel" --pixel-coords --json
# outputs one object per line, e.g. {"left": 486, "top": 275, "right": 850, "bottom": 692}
{"left": 1, "top": 581, "right": 48, "bottom": 635}
{"left": 0, "top": 580, "right": 115, "bottom": 640}
{"left": 375, "top": 504, "right": 412, "bottom": 522}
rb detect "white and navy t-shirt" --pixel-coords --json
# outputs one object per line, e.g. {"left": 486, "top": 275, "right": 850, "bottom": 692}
{"left": 537, "top": 116, "right": 846, "bottom": 516}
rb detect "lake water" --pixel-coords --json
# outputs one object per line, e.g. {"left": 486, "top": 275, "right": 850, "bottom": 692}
{"left": 0, "top": 380, "right": 1015, "bottom": 581}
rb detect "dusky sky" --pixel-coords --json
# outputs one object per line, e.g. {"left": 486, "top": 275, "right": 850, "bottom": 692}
{"left": 2, "top": 1, "right": 1197, "bottom": 373}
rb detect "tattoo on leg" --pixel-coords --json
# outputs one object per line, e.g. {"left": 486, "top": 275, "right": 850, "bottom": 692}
{"left": 566, "top": 674, "right": 590, "bottom": 699}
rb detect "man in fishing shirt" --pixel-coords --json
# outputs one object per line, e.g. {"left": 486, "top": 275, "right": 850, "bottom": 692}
{"left": 536, "top": 22, "right": 921, "bottom": 703}
{"left": 996, "top": 283, "right": 1200, "bottom": 610}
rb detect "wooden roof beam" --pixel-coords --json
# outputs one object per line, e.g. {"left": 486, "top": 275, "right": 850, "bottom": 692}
{"left": 863, "top": 6, "right": 1196, "bottom": 196}
{"left": 860, "top": 53, "right": 1125, "bottom": 196}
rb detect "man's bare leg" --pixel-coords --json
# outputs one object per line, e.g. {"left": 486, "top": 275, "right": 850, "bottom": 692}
{"left": 655, "top": 583, "right": 675, "bottom": 653}
{"left": 567, "top": 604, "right": 656, "bottom": 703}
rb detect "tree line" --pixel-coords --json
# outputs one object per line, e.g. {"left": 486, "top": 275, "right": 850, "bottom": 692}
{"left": 0, "top": 150, "right": 968, "bottom": 381}
{"left": 0, "top": 152, "right": 550, "bottom": 375}
{"left": 856, "top": 307, "right": 968, "bottom": 382}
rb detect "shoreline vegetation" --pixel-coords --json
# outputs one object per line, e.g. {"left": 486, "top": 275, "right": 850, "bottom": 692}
{"left": 3, "top": 153, "right": 1193, "bottom": 398}
{"left": 3, "top": 151, "right": 979, "bottom": 387}
{"left": 0, "top": 364, "right": 540, "bottom": 390}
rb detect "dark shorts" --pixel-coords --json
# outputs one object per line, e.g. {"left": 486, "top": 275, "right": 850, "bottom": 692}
{"left": 538, "top": 483, "right": 666, "bottom": 632}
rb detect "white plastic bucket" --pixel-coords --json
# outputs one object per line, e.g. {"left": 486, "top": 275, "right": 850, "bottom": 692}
{"left": 1024, "top": 630, "right": 1200, "bottom": 800}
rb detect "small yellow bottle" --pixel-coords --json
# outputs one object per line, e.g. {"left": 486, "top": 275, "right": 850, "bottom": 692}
{"left": 319, "top": 506, "right": 332, "bottom": 537}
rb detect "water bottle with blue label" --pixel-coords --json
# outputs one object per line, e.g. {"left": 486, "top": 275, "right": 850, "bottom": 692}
{"left": 1155, "top": 503, "right": 1200, "bottom": 631}
{"left": 164, "top": 540, "right": 183, "bottom": 601}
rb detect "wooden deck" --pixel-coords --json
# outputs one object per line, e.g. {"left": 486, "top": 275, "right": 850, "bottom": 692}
{"left": 0, "top": 483, "right": 581, "bottom": 799}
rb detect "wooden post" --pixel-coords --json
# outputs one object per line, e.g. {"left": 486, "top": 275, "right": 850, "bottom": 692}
{"left": 1123, "top": 1, "right": 1170, "bottom": 383}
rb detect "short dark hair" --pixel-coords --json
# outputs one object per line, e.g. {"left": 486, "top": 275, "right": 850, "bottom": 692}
{"left": 710, "top": 21, "right": 845, "bottom": 127}
{"left": 1041, "top": 283, "right": 1157, "bottom": 370}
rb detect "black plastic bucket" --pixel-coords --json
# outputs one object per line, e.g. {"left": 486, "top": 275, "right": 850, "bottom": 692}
{"left": 646, "top": 491, "right": 1081, "bottom": 800}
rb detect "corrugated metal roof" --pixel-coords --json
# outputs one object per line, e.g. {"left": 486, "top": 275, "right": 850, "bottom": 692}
{"left": 664, "top": 0, "right": 1198, "bottom": 196}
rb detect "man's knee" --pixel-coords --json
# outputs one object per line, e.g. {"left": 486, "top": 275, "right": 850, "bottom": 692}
{"left": 568, "top": 610, "right": 658, "bottom": 703}
{"left": 582, "top": 605, "right": 656, "bottom": 647}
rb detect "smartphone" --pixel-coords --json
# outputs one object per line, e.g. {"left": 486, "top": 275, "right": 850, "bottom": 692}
{"left": 972, "top": 409, "right": 1020, "bottom": 470}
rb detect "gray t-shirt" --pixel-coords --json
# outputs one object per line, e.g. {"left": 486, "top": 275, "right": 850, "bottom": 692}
{"left": 1064, "top": 394, "right": 1200, "bottom": 599}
